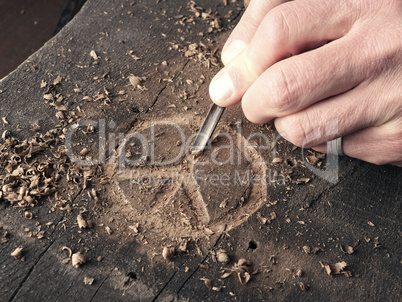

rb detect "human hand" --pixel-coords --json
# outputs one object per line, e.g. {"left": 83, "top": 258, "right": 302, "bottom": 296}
{"left": 210, "top": 0, "right": 402, "bottom": 166}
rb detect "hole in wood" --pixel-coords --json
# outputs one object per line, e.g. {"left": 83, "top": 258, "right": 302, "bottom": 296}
{"left": 248, "top": 240, "right": 257, "bottom": 250}
{"left": 127, "top": 272, "right": 137, "bottom": 280}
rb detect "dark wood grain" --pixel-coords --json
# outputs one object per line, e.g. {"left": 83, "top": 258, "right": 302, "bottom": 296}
{"left": 0, "top": 1, "right": 401, "bottom": 301}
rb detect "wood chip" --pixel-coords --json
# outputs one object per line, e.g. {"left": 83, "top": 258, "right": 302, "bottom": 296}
{"left": 80, "top": 148, "right": 89, "bottom": 156}
{"left": 221, "top": 272, "right": 232, "bottom": 279}
{"left": 90, "top": 50, "right": 98, "bottom": 60}
{"left": 53, "top": 75, "right": 62, "bottom": 85}
{"left": 83, "top": 276, "right": 95, "bottom": 285}
{"left": 129, "top": 75, "right": 142, "bottom": 88}
{"left": 105, "top": 226, "right": 112, "bottom": 235}
{"left": 200, "top": 277, "right": 212, "bottom": 289}
{"left": 320, "top": 261, "right": 351, "bottom": 277}
{"left": 71, "top": 252, "right": 86, "bottom": 268}
{"left": 24, "top": 211, "right": 33, "bottom": 219}
{"left": 62, "top": 246, "right": 73, "bottom": 258}
{"left": 237, "top": 271, "right": 251, "bottom": 285}
{"left": 162, "top": 246, "right": 175, "bottom": 260}
{"left": 10, "top": 246, "right": 23, "bottom": 259}
{"left": 298, "top": 282, "right": 309, "bottom": 291}
{"left": 340, "top": 245, "right": 354, "bottom": 254}
{"left": 77, "top": 214, "right": 88, "bottom": 229}
{"left": 216, "top": 249, "right": 229, "bottom": 264}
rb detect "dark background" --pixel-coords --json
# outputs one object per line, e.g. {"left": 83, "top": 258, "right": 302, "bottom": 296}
{"left": 0, "top": 0, "right": 86, "bottom": 79}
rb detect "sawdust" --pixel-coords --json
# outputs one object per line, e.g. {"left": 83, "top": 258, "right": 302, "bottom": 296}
{"left": 102, "top": 113, "right": 269, "bottom": 250}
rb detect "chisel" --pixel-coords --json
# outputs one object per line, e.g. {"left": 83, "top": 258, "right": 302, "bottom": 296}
{"left": 191, "top": 103, "right": 225, "bottom": 152}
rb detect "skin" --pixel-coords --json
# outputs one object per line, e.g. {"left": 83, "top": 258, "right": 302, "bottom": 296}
{"left": 209, "top": 0, "right": 402, "bottom": 166}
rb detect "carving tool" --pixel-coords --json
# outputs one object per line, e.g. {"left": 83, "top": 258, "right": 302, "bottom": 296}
{"left": 191, "top": 103, "right": 225, "bottom": 152}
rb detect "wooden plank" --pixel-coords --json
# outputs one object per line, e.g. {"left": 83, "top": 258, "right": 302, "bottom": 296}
{"left": 0, "top": 0, "right": 401, "bottom": 301}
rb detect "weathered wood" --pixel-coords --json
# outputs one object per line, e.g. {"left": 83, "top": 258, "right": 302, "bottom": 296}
{"left": 0, "top": 1, "right": 401, "bottom": 302}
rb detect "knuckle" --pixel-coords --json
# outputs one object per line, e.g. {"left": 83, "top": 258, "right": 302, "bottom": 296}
{"left": 262, "top": 9, "right": 290, "bottom": 47}
{"left": 278, "top": 114, "right": 313, "bottom": 148}
{"left": 266, "top": 66, "right": 297, "bottom": 113}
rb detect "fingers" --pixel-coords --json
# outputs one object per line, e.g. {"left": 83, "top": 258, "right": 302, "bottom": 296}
{"left": 312, "top": 121, "right": 402, "bottom": 166}
{"left": 222, "top": 0, "right": 289, "bottom": 66}
{"left": 211, "top": 0, "right": 357, "bottom": 107}
{"left": 241, "top": 35, "right": 364, "bottom": 123}
{"left": 273, "top": 85, "right": 374, "bottom": 148}
{"left": 272, "top": 77, "right": 400, "bottom": 149}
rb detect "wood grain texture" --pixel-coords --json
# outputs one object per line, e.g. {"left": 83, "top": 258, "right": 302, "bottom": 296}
{"left": 0, "top": 1, "right": 401, "bottom": 301}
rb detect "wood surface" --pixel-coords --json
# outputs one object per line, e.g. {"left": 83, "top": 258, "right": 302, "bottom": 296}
{"left": 0, "top": 1, "right": 401, "bottom": 301}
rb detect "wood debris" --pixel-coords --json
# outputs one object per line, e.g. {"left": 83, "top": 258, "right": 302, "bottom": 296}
{"left": 77, "top": 213, "right": 88, "bottom": 229}
{"left": 320, "top": 261, "right": 351, "bottom": 277}
{"left": 303, "top": 245, "right": 323, "bottom": 255}
{"left": 53, "top": 75, "right": 62, "bottom": 85}
{"left": 10, "top": 246, "right": 23, "bottom": 259}
{"left": 237, "top": 271, "right": 251, "bottom": 285}
{"left": 215, "top": 249, "right": 229, "bottom": 264}
{"left": 220, "top": 272, "right": 232, "bottom": 279}
{"left": 71, "top": 252, "right": 86, "bottom": 268}
{"left": 90, "top": 50, "right": 99, "bottom": 60}
{"left": 83, "top": 276, "right": 95, "bottom": 285}
{"left": 200, "top": 277, "right": 212, "bottom": 289}
{"left": 340, "top": 244, "right": 354, "bottom": 254}
{"left": 298, "top": 282, "right": 309, "bottom": 291}
{"left": 0, "top": 226, "right": 9, "bottom": 244}
{"left": 128, "top": 75, "right": 146, "bottom": 90}
{"left": 223, "top": 258, "right": 253, "bottom": 285}
{"left": 162, "top": 246, "right": 175, "bottom": 261}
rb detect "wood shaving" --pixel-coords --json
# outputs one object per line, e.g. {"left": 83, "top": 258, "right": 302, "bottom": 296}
{"left": 62, "top": 246, "right": 73, "bottom": 258}
{"left": 105, "top": 226, "right": 112, "bottom": 235}
{"left": 298, "top": 282, "right": 309, "bottom": 291}
{"left": 237, "top": 271, "right": 251, "bottom": 285}
{"left": 320, "top": 261, "right": 351, "bottom": 277}
{"left": 220, "top": 272, "right": 232, "bottom": 279}
{"left": 128, "top": 75, "right": 145, "bottom": 90}
{"left": 37, "top": 230, "right": 45, "bottom": 239}
{"left": 83, "top": 276, "right": 95, "bottom": 285}
{"left": 24, "top": 211, "right": 33, "bottom": 219}
{"left": 303, "top": 245, "right": 323, "bottom": 255}
{"left": 71, "top": 252, "right": 86, "bottom": 268}
{"left": 340, "top": 245, "right": 354, "bottom": 254}
{"left": 191, "top": 149, "right": 203, "bottom": 159}
{"left": 77, "top": 214, "right": 88, "bottom": 229}
{"left": 80, "top": 148, "right": 90, "bottom": 156}
{"left": 0, "top": 226, "right": 9, "bottom": 244}
{"left": 162, "top": 246, "right": 175, "bottom": 260}
{"left": 203, "top": 227, "right": 214, "bottom": 236}
{"left": 177, "top": 239, "right": 188, "bottom": 253}
{"left": 90, "top": 50, "right": 99, "bottom": 60}
{"left": 200, "top": 277, "right": 212, "bottom": 289}
{"left": 10, "top": 246, "right": 23, "bottom": 259}
{"left": 53, "top": 75, "right": 62, "bottom": 85}
{"left": 216, "top": 249, "right": 229, "bottom": 264}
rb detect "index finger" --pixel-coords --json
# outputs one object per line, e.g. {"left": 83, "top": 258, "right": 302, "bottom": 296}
{"left": 222, "top": 0, "right": 288, "bottom": 65}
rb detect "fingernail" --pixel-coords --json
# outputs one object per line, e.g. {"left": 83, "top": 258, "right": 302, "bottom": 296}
{"left": 209, "top": 70, "right": 234, "bottom": 105}
{"left": 222, "top": 40, "right": 247, "bottom": 65}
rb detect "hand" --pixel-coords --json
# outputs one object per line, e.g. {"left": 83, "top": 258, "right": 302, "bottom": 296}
{"left": 209, "top": 0, "right": 402, "bottom": 166}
